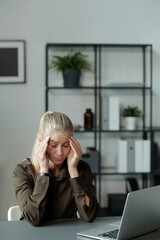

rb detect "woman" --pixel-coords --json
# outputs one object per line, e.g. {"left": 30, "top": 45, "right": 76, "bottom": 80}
{"left": 12, "top": 111, "right": 99, "bottom": 226}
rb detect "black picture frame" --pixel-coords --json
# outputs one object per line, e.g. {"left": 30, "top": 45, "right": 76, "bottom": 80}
{"left": 0, "top": 40, "right": 26, "bottom": 84}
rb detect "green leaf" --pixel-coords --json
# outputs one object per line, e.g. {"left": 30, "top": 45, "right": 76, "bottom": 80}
{"left": 122, "top": 105, "right": 142, "bottom": 117}
{"left": 48, "top": 51, "right": 92, "bottom": 72}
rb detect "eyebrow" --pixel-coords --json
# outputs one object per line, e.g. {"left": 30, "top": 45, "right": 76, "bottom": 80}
{"left": 50, "top": 140, "right": 57, "bottom": 143}
{"left": 50, "top": 140, "right": 69, "bottom": 144}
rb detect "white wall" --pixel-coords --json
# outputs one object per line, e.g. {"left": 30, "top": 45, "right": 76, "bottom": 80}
{"left": 0, "top": 0, "right": 160, "bottom": 220}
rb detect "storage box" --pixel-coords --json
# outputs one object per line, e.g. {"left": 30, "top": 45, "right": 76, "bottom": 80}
{"left": 108, "top": 193, "right": 126, "bottom": 216}
{"left": 81, "top": 147, "right": 99, "bottom": 174}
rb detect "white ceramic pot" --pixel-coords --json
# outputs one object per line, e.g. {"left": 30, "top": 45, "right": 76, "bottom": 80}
{"left": 125, "top": 117, "right": 136, "bottom": 130}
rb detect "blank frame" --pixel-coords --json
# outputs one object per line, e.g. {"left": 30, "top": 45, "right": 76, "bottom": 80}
{"left": 0, "top": 40, "right": 26, "bottom": 83}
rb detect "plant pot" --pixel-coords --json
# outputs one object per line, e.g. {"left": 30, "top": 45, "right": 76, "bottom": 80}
{"left": 62, "top": 69, "right": 80, "bottom": 88}
{"left": 125, "top": 117, "right": 136, "bottom": 130}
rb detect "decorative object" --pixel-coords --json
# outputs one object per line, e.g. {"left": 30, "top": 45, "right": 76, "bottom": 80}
{"left": 122, "top": 105, "right": 142, "bottom": 130}
{"left": 0, "top": 40, "right": 26, "bottom": 83}
{"left": 84, "top": 108, "right": 94, "bottom": 129}
{"left": 48, "top": 51, "right": 92, "bottom": 87}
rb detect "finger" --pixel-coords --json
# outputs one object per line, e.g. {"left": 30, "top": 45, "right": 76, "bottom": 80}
{"left": 70, "top": 136, "right": 81, "bottom": 148}
{"left": 41, "top": 136, "right": 50, "bottom": 148}
{"left": 69, "top": 140, "right": 79, "bottom": 155}
{"left": 37, "top": 136, "right": 50, "bottom": 156}
{"left": 69, "top": 139, "right": 82, "bottom": 157}
{"left": 70, "top": 137, "right": 82, "bottom": 153}
{"left": 38, "top": 141, "right": 48, "bottom": 156}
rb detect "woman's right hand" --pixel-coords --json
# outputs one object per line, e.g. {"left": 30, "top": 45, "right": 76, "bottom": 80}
{"left": 36, "top": 136, "right": 50, "bottom": 173}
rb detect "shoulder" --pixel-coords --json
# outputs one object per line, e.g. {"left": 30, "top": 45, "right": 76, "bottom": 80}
{"left": 78, "top": 159, "right": 90, "bottom": 168}
{"left": 77, "top": 160, "right": 94, "bottom": 183}
{"left": 12, "top": 158, "right": 36, "bottom": 189}
{"left": 78, "top": 160, "right": 92, "bottom": 174}
{"left": 12, "top": 158, "right": 35, "bottom": 179}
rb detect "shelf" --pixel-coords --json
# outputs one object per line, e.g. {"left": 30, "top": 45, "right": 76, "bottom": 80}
{"left": 150, "top": 127, "right": 160, "bottom": 132}
{"left": 94, "top": 172, "right": 151, "bottom": 176}
{"left": 101, "top": 129, "right": 150, "bottom": 133}
{"left": 46, "top": 86, "right": 96, "bottom": 90}
{"left": 100, "top": 86, "right": 151, "bottom": 90}
{"left": 46, "top": 43, "right": 152, "bottom": 48}
{"left": 45, "top": 43, "right": 153, "bottom": 206}
{"left": 151, "top": 170, "right": 160, "bottom": 175}
{"left": 74, "top": 128, "right": 155, "bottom": 133}
{"left": 46, "top": 86, "right": 151, "bottom": 90}
{"left": 74, "top": 129, "right": 96, "bottom": 133}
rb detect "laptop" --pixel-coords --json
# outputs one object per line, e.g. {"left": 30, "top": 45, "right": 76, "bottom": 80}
{"left": 77, "top": 185, "right": 160, "bottom": 240}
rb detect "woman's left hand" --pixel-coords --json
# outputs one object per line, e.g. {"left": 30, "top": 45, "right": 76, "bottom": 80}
{"left": 67, "top": 137, "right": 90, "bottom": 206}
{"left": 67, "top": 137, "right": 82, "bottom": 177}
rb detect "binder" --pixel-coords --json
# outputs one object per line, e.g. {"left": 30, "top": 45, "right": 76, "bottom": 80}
{"left": 135, "top": 140, "right": 143, "bottom": 172}
{"left": 117, "top": 140, "right": 127, "bottom": 173}
{"left": 143, "top": 140, "right": 151, "bottom": 172}
{"left": 135, "top": 140, "right": 151, "bottom": 173}
{"left": 127, "top": 138, "right": 135, "bottom": 172}
{"left": 101, "top": 95, "right": 120, "bottom": 130}
{"left": 109, "top": 97, "right": 119, "bottom": 130}
{"left": 101, "top": 95, "right": 109, "bottom": 130}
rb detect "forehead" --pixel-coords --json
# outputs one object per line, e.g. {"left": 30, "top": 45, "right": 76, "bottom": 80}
{"left": 49, "top": 130, "right": 71, "bottom": 142}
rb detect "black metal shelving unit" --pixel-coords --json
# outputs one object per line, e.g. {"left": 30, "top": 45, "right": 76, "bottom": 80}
{"left": 45, "top": 43, "right": 159, "bottom": 209}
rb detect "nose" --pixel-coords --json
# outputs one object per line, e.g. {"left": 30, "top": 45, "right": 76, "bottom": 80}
{"left": 57, "top": 146, "right": 63, "bottom": 156}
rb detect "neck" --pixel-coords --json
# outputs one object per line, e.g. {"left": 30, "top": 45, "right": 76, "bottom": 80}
{"left": 49, "top": 161, "right": 63, "bottom": 176}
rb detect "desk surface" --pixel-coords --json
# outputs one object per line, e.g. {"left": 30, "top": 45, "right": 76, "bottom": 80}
{"left": 1, "top": 217, "right": 160, "bottom": 240}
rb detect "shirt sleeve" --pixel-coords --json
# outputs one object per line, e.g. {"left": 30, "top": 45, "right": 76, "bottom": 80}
{"left": 12, "top": 164, "right": 50, "bottom": 226}
{"left": 69, "top": 161, "right": 99, "bottom": 222}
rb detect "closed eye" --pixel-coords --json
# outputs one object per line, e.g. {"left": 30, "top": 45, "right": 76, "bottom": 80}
{"left": 63, "top": 144, "right": 69, "bottom": 148}
{"left": 50, "top": 145, "right": 57, "bottom": 148}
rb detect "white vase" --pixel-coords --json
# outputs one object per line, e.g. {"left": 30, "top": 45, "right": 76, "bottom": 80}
{"left": 125, "top": 117, "right": 136, "bottom": 130}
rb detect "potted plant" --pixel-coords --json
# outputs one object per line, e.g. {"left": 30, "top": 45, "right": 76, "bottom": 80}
{"left": 48, "top": 51, "right": 92, "bottom": 87}
{"left": 122, "top": 105, "right": 142, "bottom": 130}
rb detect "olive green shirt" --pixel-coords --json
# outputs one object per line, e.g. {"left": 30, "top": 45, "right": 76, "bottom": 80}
{"left": 12, "top": 158, "right": 99, "bottom": 226}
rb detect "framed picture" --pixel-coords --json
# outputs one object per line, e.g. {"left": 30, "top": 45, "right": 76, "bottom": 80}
{"left": 0, "top": 40, "right": 26, "bottom": 84}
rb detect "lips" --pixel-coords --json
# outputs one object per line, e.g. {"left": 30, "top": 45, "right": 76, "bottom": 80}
{"left": 56, "top": 158, "right": 64, "bottom": 161}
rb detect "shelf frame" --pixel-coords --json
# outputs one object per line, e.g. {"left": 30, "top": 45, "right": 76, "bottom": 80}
{"left": 45, "top": 43, "right": 153, "bottom": 207}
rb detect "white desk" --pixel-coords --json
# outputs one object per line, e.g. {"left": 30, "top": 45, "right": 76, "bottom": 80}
{"left": 1, "top": 217, "right": 160, "bottom": 240}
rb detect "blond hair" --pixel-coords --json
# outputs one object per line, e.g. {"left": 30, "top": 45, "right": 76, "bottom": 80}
{"left": 31, "top": 111, "right": 74, "bottom": 175}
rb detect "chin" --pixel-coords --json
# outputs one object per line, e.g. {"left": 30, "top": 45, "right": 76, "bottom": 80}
{"left": 50, "top": 158, "right": 65, "bottom": 164}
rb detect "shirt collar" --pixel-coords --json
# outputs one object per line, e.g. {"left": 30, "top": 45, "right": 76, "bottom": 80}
{"left": 50, "top": 159, "right": 70, "bottom": 181}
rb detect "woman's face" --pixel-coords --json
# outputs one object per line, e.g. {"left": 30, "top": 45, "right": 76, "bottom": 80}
{"left": 47, "top": 130, "right": 71, "bottom": 166}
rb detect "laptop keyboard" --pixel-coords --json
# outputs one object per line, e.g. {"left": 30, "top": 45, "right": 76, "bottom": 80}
{"left": 98, "top": 229, "right": 119, "bottom": 239}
